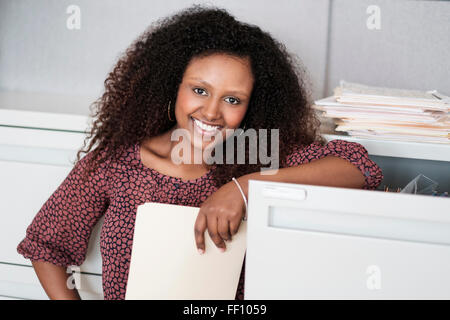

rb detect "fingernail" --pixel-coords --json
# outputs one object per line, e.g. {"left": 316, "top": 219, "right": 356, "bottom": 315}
{"left": 198, "top": 249, "right": 204, "bottom": 255}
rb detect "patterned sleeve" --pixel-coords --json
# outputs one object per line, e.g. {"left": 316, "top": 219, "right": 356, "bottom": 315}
{"left": 285, "top": 139, "right": 383, "bottom": 190}
{"left": 17, "top": 149, "right": 111, "bottom": 267}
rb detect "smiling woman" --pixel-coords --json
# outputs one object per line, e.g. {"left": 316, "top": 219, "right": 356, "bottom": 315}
{"left": 174, "top": 53, "right": 253, "bottom": 152}
{"left": 16, "top": 4, "right": 383, "bottom": 301}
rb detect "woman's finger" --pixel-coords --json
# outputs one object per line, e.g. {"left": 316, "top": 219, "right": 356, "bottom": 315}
{"left": 217, "top": 216, "right": 231, "bottom": 242}
{"left": 194, "top": 212, "right": 207, "bottom": 254}
{"left": 229, "top": 217, "right": 241, "bottom": 236}
{"left": 207, "top": 215, "right": 226, "bottom": 251}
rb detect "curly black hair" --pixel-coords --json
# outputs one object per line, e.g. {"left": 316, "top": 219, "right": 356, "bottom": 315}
{"left": 76, "top": 4, "right": 324, "bottom": 187}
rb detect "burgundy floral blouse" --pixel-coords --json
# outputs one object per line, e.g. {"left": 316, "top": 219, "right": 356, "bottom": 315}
{"left": 17, "top": 139, "right": 383, "bottom": 300}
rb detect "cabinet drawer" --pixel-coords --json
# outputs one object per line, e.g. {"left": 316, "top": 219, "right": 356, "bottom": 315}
{"left": 0, "top": 126, "right": 102, "bottom": 275}
{"left": 0, "top": 263, "right": 103, "bottom": 300}
{"left": 0, "top": 160, "right": 103, "bottom": 275}
{"left": 0, "top": 126, "right": 86, "bottom": 152}
{"left": 246, "top": 180, "right": 450, "bottom": 299}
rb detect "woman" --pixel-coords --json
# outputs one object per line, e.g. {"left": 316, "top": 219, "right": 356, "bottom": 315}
{"left": 17, "top": 5, "right": 383, "bottom": 300}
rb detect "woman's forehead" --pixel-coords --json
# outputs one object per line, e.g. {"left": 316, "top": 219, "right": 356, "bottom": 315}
{"left": 183, "top": 53, "right": 254, "bottom": 90}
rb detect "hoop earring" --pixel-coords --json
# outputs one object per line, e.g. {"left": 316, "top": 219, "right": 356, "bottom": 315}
{"left": 167, "top": 100, "right": 175, "bottom": 122}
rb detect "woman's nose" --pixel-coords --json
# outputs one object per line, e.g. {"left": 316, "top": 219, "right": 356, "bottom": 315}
{"left": 201, "top": 99, "right": 221, "bottom": 121}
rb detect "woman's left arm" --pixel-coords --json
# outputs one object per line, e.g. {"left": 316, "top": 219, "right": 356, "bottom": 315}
{"left": 235, "top": 154, "right": 366, "bottom": 197}
{"left": 235, "top": 135, "right": 392, "bottom": 207}
{"left": 194, "top": 140, "right": 383, "bottom": 254}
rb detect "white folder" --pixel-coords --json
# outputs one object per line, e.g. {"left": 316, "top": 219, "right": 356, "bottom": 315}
{"left": 125, "top": 202, "right": 247, "bottom": 300}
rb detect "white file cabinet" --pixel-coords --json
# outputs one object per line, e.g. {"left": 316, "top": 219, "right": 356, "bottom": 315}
{"left": 245, "top": 180, "right": 450, "bottom": 299}
{"left": 245, "top": 135, "right": 449, "bottom": 299}
{"left": 0, "top": 92, "right": 103, "bottom": 300}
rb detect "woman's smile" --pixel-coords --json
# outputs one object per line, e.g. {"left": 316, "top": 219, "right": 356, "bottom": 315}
{"left": 191, "top": 116, "right": 223, "bottom": 137}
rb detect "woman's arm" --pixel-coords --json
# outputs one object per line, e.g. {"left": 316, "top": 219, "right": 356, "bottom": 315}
{"left": 32, "top": 261, "right": 81, "bottom": 300}
{"left": 235, "top": 155, "right": 366, "bottom": 198}
{"left": 195, "top": 140, "right": 383, "bottom": 253}
{"left": 17, "top": 149, "right": 111, "bottom": 300}
{"left": 194, "top": 150, "right": 382, "bottom": 254}
{"left": 195, "top": 156, "right": 366, "bottom": 253}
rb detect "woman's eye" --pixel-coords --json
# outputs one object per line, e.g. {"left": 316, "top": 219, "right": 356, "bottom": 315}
{"left": 193, "top": 88, "right": 207, "bottom": 95}
{"left": 225, "top": 97, "right": 240, "bottom": 105}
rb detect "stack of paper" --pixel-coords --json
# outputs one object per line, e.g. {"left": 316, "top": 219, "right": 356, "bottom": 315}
{"left": 314, "top": 81, "right": 450, "bottom": 144}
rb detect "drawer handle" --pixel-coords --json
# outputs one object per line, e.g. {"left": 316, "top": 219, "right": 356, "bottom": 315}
{"left": 262, "top": 186, "right": 307, "bottom": 200}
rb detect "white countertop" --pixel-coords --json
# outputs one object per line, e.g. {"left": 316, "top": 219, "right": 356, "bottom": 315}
{"left": 0, "top": 90, "right": 94, "bottom": 132}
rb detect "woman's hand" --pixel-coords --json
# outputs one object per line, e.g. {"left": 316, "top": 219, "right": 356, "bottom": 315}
{"left": 194, "top": 180, "right": 246, "bottom": 254}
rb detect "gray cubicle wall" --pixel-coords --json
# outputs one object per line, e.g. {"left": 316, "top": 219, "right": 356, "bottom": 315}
{"left": 325, "top": 0, "right": 450, "bottom": 96}
{"left": 1, "top": 0, "right": 448, "bottom": 102}
{"left": 0, "top": 0, "right": 330, "bottom": 103}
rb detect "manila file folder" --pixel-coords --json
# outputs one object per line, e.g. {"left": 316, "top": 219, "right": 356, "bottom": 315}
{"left": 125, "top": 202, "right": 247, "bottom": 300}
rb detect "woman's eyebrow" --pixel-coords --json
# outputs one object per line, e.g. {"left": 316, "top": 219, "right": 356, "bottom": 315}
{"left": 187, "top": 77, "right": 249, "bottom": 98}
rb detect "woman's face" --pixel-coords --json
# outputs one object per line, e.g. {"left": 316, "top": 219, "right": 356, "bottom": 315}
{"left": 173, "top": 53, "right": 254, "bottom": 151}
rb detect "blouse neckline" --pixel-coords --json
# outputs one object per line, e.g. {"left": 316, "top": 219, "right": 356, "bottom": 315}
{"left": 134, "top": 142, "right": 215, "bottom": 184}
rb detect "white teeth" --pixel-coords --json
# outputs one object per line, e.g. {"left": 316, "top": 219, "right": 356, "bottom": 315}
{"left": 193, "top": 118, "right": 221, "bottom": 132}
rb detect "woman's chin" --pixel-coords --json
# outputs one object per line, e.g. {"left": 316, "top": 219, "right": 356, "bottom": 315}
{"left": 191, "top": 140, "right": 217, "bottom": 152}
{"left": 190, "top": 132, "right": 223, "bottom": 149}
